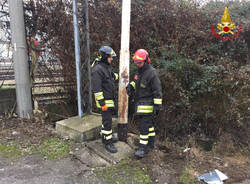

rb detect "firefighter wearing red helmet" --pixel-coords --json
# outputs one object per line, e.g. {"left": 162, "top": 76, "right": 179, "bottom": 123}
{"left": 126, "top": 49, "right": 162, "bottom": 158}
{"left": 92, "top": 46, "right": 119, "bottom": 153}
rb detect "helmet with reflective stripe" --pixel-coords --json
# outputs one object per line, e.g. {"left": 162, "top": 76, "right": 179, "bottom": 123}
{"left": 132, "top": 49, "right": 151, "bottom": 63}
{"left": 99, "top": 46, "right": 116, "bottom": 61}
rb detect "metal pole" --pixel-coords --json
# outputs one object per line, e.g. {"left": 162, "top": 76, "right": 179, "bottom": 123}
{"left": 73, "top": 0, "right": 83, "bottom": 117}
{"left": 82, "top": 0, "right": 92, "bottom": 114}
{"left": 118, "top": 0, "right": 131, "bottom": 141}
{"left": 8, "top": 0, "right": 33, "bottom": 118}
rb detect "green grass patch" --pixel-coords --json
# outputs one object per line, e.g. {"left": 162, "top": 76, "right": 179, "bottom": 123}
{"left": 179, "top": 166, "right": 198, "bottom": 184}
{"left": 0, "top": 143, "right": 23, "bottom": 158}
{"left": 0, "top": 137, "right": 75, "bottom": 160}
{"left": 36, "top": 137, "right": 73, "bottom": 160}
{"left": 94, "top": 159, "right": 152, "bottom": 184}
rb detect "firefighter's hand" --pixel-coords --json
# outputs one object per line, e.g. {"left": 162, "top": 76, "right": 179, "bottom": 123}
{"left": 101, "top": 105, "right": 108, "bottom": 111}
{"left": 126, "top": 84, "right": 134, "bottom": 96}
{"left": 153, "top": 105, "right": 160, "bottom": 116}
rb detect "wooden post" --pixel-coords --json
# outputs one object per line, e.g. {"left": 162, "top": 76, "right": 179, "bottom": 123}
{"left": 118, "top": 0, "right": 131, "bottom": 141}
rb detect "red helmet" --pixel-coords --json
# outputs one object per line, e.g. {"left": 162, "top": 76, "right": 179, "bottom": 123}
{"left": 132, "top": 49, "right": 151, "bottom": 63}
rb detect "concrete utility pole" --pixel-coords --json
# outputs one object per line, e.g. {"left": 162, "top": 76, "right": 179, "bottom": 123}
{"left": 118, "top": 0, "right": 131, "bottom": 141}
{"left": 73, "top": 0, "right": 83, "bottom": 117}
{"left": 8, "top": 0, "right": 33, "bottom": 118}
{"left": 82, "top": 0, "right": 92, "bottom": 114}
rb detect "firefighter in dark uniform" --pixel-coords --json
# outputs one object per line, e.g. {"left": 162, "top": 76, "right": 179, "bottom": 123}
{"left": 126, "top": 49, "right": 162, "bottom": 158}
{"left": 92, "top": 46, "right": 119, "bottom": 153}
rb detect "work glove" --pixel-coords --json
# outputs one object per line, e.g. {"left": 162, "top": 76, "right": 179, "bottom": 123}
{"left": 101, "top": 104, "right": 108, "bottom": 111}
{"left": 126, "top": 83, "right": 134, "bottom": 96}
{"left": 153, "top": 105, "right": 161, "bottom": 116}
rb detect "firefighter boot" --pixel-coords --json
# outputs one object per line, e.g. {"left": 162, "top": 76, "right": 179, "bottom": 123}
{"left": 105, "top": 142, "right": 118, "bottom": 153}
{"left": 102, "top": 135, "right": 118, "bottom": 144}
{"left": 135, "top": 145, "right": 147, "bottom": 158}
{"left": 148, "top": 136, "right": 155, "bottom": 150}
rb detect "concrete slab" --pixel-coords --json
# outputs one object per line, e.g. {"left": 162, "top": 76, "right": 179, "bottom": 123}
{"left": 73, "top": 147, "right": 111, "bottom": 167}
{"left": 56, "top": 113, "right": 118, "bottom": 142}
{"left": 86, "top": 139, "right": 134, "bottom": 164}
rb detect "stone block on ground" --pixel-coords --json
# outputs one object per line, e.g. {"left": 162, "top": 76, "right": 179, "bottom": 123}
{"left": 56, "top": 113, "right": 118, "bottom": 142}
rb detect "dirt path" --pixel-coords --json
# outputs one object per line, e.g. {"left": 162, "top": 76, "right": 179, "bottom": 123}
{"left": 0, "top": 154, "right": 103, "bottom": 184}
{"left": 0, "top": 116, "right": 249, "bottom": 184}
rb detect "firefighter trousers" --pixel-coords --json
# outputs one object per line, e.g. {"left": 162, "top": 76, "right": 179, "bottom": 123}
{"left": 101, "top": 109, "right": 113, "bottom": 144}
{"left": 138, "top": 115, "right": 156, "bottom": 148}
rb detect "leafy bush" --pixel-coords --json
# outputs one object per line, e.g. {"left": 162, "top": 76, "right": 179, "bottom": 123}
{"left": 154, "top": 45, "right": 249, "bottom": 146}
